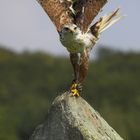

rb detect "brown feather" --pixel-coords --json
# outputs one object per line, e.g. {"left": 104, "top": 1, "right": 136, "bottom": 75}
{"left": 78, "top": 49, "right": 90, "bottom": 82}
{"left": 37, "top": 0, "right": 74, "bottom": 32}
{"left": 73, "top": 0, "right": 107, "bottom": 32}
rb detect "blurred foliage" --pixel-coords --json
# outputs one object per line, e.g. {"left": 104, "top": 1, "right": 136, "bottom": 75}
{"left": 0, "top": 46, "right": 140, "bottom": 140}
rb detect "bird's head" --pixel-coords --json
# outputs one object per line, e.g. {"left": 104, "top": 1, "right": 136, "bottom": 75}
{"left": 61, "top": 24, "right": 79, "bottom": 35}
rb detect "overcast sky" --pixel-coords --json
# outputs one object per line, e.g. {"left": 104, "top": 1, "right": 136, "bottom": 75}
{"left": 0, "top": 0, "right": 140, "bottom": 55}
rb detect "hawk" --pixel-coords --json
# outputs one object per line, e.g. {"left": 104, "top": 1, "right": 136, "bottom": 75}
{"left": 37, "top": 0, "right": 123, "bottom": 96}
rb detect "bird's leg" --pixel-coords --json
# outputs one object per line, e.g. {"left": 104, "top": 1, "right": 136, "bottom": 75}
{"left": 78, "top": 50, "right": 90, "bottom": 83}
{"left": 69, "top": 53, "right": 81, "bottom": 97}
{"left": 70, "top": 53, "right": 80, "bottom": 82}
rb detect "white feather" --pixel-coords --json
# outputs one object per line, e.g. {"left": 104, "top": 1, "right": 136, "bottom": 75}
{"left": 99, "top": 15, "right": 125, "bottom": 33}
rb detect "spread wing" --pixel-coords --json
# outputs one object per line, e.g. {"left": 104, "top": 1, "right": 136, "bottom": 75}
{"left": 37, "top": 0, "right": 74, "bottom": 32}
{"left": 73, "top": 0, "right": 107, "bottom": 32}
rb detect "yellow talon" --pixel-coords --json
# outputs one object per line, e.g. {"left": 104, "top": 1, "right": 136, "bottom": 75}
{"left": 70, "top": 83, "right": 80, "bottom": 97}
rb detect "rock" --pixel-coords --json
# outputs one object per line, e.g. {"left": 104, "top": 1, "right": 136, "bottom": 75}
{"left": 30, "top": 92, "right": 123, "bottom": 140}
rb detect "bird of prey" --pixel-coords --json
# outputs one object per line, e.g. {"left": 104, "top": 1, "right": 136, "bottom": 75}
{"left": 37, "top": 0, "right": 123, "bottom": 96}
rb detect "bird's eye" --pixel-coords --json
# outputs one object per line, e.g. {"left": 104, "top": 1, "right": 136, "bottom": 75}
{"left": 65, "top": 27, "right": 69, "bottom": 31}
{"left": 74, "top": 27, "right": 77, "bottom": 30}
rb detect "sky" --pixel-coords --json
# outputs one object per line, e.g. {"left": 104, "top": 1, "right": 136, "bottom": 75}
{"left": 0, "top": 0, "right": 140, "bottom": 56}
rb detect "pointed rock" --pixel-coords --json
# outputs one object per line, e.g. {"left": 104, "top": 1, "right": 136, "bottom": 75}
{"left": 30, "top": 92, "right": 123, "bottom": 140}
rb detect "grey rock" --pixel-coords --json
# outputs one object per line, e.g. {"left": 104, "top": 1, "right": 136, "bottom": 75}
{"left": 30, "top": 92, "right": 123, "bottom": 140}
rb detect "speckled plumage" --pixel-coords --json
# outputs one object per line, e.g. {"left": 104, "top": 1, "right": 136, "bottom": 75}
{"left": 37, "top": 0, "right": 107, "bottom": 32}
{"left": 60, "top": 24, "right": 97, "bottom": 53}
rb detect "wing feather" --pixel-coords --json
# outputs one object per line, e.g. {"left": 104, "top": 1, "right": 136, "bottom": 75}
{"left": 73, "top": 0, "right": 107, "bottom": 32}
{"left": 37, "top": 0, "right": 74, "bottom": 32}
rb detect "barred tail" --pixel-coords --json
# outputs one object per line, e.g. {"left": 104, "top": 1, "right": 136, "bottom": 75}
{"left": 90, "top": 8, "right": 124, "bottom": 37}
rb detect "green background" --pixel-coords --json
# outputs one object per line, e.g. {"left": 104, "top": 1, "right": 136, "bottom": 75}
{"left": 0, "top": 46, "right": 139, "bottom": 140}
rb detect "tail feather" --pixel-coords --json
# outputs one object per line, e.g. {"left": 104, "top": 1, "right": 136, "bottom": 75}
{"left": 90, "top": 8, "right": 124, "bottom": 37}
